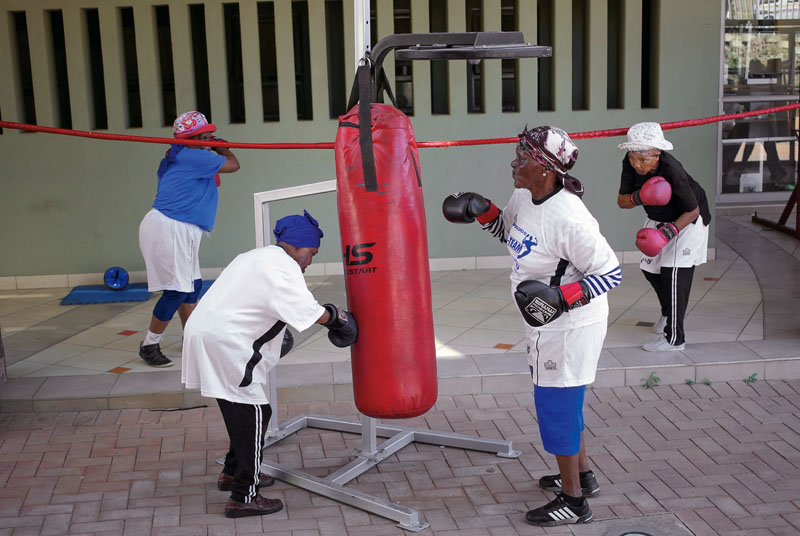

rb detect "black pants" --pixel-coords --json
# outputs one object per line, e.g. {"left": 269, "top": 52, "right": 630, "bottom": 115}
{"left": 217, "top": 399, "right": 272, "bottom": 503}
{"left": 642, "top": 266, "right": 695, "bottom": 346}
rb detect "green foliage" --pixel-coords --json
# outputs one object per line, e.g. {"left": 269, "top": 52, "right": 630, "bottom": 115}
{"left": 686, "top": 379, "right": 695, "bottom": 385}
{"left": 641, "top": 371, "right": 661, "bottom": 389}
{"left": 702, "top": 378, "right": 712, "bottom": 385}
{"left": 744, "top": 372, "right": 757, "bottom": 384}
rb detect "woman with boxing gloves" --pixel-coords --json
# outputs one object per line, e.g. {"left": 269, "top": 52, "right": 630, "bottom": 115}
{"left": 138, "top": 111, "right": 240, "bottom": 367}
{"left": 617, "top": 122, "right": 711, "bottom": 352}
{"left": 443, "top": 126, "right": 621, "bottom": 527}
{"left": 182, "top": 210, "right": 357, "bottom": 519}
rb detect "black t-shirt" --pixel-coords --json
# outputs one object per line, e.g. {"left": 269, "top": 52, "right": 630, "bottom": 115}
{"left": 619, "top": 152, "right": 711, "bottom": 226}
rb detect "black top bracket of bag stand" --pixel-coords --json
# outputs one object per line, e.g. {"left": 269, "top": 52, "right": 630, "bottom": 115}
{"left": 370, "top": 32, "right": 551, "bottom": 102}
{"left": 347, "top": 31, "right": 552, "bottom": 192}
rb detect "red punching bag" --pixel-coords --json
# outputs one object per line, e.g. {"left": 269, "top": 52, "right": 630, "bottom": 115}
{"left": 334, "top": 65, "right": 437, "bottom": 419}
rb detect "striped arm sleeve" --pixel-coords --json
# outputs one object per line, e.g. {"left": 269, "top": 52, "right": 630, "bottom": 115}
{"left": 584, "top": 266, "right": 622, "bottom": 298}
{"left": 479, "top": 210, "right": 506, "bottom": 244}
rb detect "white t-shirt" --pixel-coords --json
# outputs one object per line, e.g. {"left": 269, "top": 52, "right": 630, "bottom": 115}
{"left": 181, "top": 245, "right": 325, "bottom": 404}
{"left": 502, "top": 187, "right": 619, "bottom": 331}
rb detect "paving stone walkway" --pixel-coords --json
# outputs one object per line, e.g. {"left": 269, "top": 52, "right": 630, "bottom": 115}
{"left": 1, "top": 380, "right": 799, "bottom": 535}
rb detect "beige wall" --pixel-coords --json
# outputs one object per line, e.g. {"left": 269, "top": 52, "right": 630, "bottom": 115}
{"left": 0, "top": 0, "right": 722, "bottom": 280}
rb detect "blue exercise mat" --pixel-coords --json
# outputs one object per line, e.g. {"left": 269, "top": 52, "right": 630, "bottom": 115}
{"left": 60, "top": 280, "right": 214, "bottom": 306}
{"left": 60, "top": 282, "right": 151, "bottom": 305}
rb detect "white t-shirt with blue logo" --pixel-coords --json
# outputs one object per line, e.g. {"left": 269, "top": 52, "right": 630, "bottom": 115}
{"left": 501, "top": 187, "right": 619, "bottom": 331}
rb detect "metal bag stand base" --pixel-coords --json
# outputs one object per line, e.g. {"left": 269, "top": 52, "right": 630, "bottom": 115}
{"left": 751, "top": 130, "right": 800, "bottom": 239}
{"left": 220, "top": 413, "right": 520, "bottom": 531}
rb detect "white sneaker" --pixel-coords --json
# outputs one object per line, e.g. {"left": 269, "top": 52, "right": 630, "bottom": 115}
{"left": 643, "top": 337, "right": 685, "bottom": 352}
{"left": 654, "top": 316, "right": 667, "bottom": 334}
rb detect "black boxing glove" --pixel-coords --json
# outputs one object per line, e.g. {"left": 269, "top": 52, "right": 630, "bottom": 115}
{"left": 279, "top": 330, "right": 294, "bottom": 358}
{"left": 322, "top": 304, "right": 358, "bottom": 348}
{"left": 442, "top": 192, "right": 500, "bottom": 224}
{"left": 514, "top": 279, "right": 592, "bottom": 327}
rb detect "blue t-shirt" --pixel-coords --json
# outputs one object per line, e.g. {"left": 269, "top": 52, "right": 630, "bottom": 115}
{"left": 152, "top": 145, "right": 227, "bottom": 231}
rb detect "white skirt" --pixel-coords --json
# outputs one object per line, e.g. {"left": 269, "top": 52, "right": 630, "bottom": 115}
{"left": 640, "top": 215, "right": 709, "bottom": 273}
{"left": 139, "top": 208, "right": 202, "bottom": 292}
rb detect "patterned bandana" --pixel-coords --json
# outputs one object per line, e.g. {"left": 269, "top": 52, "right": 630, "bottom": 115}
{"left": 173, "top": 111, "right": 217, "bottom": 139}
{"left": 518, "top": 125, "right": 579, "bottom": 174}
{"left": 519, "top": 125, "right": 584, "bottom": 197}
{"left": 273, "top": 210, "right": 324, "bottom": 248}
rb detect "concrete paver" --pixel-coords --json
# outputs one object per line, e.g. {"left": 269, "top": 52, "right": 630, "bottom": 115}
{"left": 2, "top": 381, "right": 799, "bottom": 535}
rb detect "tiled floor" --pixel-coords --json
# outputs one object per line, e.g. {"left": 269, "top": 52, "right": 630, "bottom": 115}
{"left": 0, "top": 243, "right": 761, "bottom": 377}
{"left": 1, "top": 211, "right": 799, "bottom": 410}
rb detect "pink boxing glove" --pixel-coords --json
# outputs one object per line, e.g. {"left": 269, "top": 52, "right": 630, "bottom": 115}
{"left": 635, "top": 223, "right": 678, "bottom": 257}
{"left": 631, "top": 176, "right": 672, "bottom": 206}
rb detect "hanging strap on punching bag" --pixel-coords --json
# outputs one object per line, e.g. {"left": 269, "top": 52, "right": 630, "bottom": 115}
{"left": 345, "top": 61, "right": 397, "bottom": 193}
{"left": 347, "top": 63, "right": 378, "bottom": 193}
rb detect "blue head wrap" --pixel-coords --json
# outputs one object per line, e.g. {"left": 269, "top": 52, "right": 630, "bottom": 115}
{"left": 273, "top": 210, "right": 324, "bottom": 248}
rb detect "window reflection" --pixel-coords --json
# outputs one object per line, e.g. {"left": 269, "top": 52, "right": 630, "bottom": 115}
{"left": 722, "top": 5, "right": 799, "bottom": 195}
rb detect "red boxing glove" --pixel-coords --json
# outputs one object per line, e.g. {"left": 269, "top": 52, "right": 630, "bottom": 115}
{"left": 210, "top": 136, "right": 226, "bottom": 186}
{"left": 635, "top": 223, "right": 678, "bottom": 257}
{"left": 631, "top": 176, "right": 672, "bottom": 206}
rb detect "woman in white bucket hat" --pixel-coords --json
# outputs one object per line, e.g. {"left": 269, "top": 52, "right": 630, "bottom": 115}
{"left": 617, "top": 122, "right": 711, "bottom": 352}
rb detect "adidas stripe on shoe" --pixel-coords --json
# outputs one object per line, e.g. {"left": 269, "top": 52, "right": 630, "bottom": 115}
{"left": 538, "top": 470, "right": 600, "bottom": 497}
{"left": 525, "top": 494, "right": 593, "bottom": 527}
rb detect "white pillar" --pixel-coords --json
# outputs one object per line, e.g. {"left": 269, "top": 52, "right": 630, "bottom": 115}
{"left": 353, "top": 0, "right": 371, "bottom": 69}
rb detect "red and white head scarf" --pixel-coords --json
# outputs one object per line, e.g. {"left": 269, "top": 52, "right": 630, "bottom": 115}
{"left": 519, "top": 125, "right": 583, "bottom": 197}
{"left": 173, "top": 111, "right": 217, "bottom": 139}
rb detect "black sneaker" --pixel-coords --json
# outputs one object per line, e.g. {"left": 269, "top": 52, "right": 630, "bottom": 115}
{"left": 538, "top": 470, "right": 600, "bottom": 497}
{"left": 139, "top": 342, "right": 173, "bottom": 368}
{"left": 525, "top": 493, "right": 593, "bottom": 526}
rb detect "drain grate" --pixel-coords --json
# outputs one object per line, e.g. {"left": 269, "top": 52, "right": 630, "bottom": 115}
{"left": 573, "top": 514, "right": 695, "bottom": 536}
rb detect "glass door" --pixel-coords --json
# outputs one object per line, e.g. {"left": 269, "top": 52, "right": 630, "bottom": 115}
{"left": 720, "top": 3, "right": 799, "bottom": 201}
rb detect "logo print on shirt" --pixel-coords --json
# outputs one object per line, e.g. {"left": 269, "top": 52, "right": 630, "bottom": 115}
{"left": 508, "top": 214, "right": 537, "bottom": 260}
{"left": 518, "top": 235, "right": 536, "bottom": 259}
{"left": 544, "top": 360, "right": 557, "bottom": 370}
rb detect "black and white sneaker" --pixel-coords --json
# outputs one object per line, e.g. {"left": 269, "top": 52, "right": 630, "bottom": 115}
{"left": 525, "top": 493, "right": 593, "bottom": 526}
{"left": 538, "top": 470, "right": 600, "bottom": 497}
{"left": 139, "top": 342, "right": 173, "bottom": 368}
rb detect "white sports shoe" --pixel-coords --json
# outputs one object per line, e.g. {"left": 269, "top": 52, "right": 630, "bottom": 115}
{"left": 654, "top": 316, "right": 667, "bottom": 334}
{"left": 643, "top": 337, "right": 685, "bottom": 352}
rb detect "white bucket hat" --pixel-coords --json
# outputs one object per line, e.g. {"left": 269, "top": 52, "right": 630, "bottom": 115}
{"left": 617, "top": 122, "right": 673, "bottom": 152}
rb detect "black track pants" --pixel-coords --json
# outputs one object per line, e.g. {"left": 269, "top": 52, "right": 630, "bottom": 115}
{"left": 217, "top": 399, "right": 272, "bottom": 503}
{"left": 642, "top": 266, "right": 695, "bottom": 346}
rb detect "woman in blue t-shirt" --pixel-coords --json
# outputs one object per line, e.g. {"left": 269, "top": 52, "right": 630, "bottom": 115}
{"left": 137, "top": 111, "right": 240, "bottom": 367}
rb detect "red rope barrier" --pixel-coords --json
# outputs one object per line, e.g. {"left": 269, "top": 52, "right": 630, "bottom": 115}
{"left": 2, "top": 102, "right": 799, "bottom": 149}
{"left": 0, "top": 123, "right": 335, "bottom": 149}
